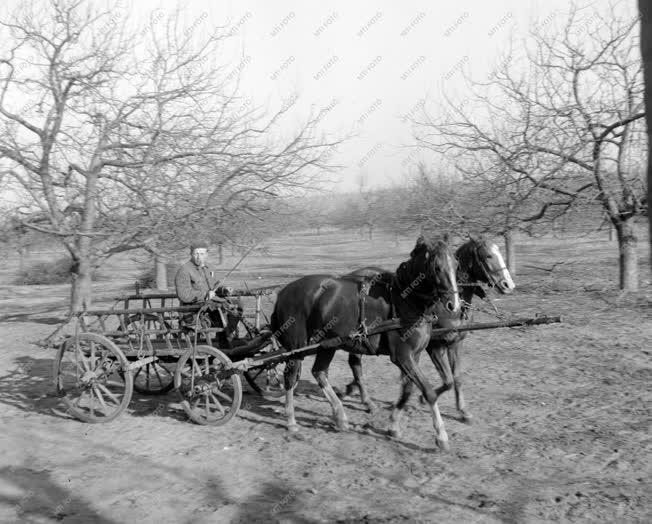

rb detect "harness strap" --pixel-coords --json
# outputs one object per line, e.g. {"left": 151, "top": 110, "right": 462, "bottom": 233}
{"left": 358, "top": 279, "right": 371, "bottom": 334}
{"left": 355, "top": 279, "right": 377, "bottom": 354}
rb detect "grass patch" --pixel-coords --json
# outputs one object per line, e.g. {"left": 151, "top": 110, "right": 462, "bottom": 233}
{"left": 135, "top": 264, "right": 180, "bottom": 289}
{"left": 14, "top": 256, "right": 99, "bottom": 285}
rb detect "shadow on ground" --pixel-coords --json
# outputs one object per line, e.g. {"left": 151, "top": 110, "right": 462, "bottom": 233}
{"left": 0, "top": 466, "right": 119, "bottom": 523}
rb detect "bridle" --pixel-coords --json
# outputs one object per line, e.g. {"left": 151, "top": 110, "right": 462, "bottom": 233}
{"left": 472, "top": 242, "right": 507, "bottom": 288}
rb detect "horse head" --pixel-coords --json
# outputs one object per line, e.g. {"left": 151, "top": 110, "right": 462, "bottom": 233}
{"left": 460, "top": 235, "right": 515, "bottom": 294}
{"left": 400, "top": 235, "right": 460, "bottom": 313}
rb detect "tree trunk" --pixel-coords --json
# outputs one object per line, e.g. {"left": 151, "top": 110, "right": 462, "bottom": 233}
{"left": 18, "top": 245, "right": 27, "bottom": 273}
{"left": 70, "top": 255, "right": 92, "bottom": 314}
{"left": 503, "top": 231, "right": 515, "bottom": 276}
{"left": 615, "top": 219, "right": 639, "bottom": 291}
{"left": 70, "top": 142, "right": 103, "bottom": 314}
{"left": 638, "top": 0, "right": 652, "bottom": 270}
{"left": 217, "top": 242, "right": 223, "bottom": 265}
{"left": 155, "top": 256, "right": 167, "bottom": 290}
{"left": 608, "top": 225, "right": 615, "bottom": 241}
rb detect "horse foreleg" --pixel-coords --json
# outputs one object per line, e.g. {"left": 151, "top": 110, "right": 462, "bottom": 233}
{"left": 346, "top": 353, "right": 377, "bottom": 413}
{"left": 284, "top": 358, "right": 302, "bottom": 432}
{"left": 448, "top": 342, "right": 472, "bottom": 423}
{"left": 393, "top": 351, "right": 449, "bottom": 450}
{"left": 312, "top": 349, "right": 348, "bottom": 431}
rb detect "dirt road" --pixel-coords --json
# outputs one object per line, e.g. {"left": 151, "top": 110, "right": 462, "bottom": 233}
{"left": 1, "top": 282, "right": 650, "bottom": 523}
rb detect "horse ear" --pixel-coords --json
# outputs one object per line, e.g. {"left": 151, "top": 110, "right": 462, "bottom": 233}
{"left": 442, "top": 232, "right": 450, "bottom": 244}
{"left": 411, "top": 235, "right": 426, "bottom": 257}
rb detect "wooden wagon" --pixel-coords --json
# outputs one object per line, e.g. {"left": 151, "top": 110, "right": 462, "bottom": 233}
{"left": 52, "top": 286, "right": 561, "bottom": 427}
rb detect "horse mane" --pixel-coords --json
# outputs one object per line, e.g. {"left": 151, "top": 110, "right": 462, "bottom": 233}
{"left": 455, "top": 235, "right": 489, "bottom": 263}
{"left": 455, "top": 236, "right": 489, "bottom": 296}
{"left": 455, "top": 238, "right": 476, "bottom": 264}
{"left": 398, "top": 237, "right": 450, "bottom": 294}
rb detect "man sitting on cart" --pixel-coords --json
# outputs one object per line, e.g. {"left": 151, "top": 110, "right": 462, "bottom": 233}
{"left": 175, "top": 240, "right": 242, "bottom": 347}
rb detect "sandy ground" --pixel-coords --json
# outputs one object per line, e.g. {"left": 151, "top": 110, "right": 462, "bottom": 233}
{"left": 0, "top": 232, "right": 651, "bottom": 523}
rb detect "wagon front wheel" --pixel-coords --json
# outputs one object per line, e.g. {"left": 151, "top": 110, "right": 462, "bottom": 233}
{"left": 174, "top": 345, "right": 242, "bottom": 426}
{"left": 244, "top": 362, "right": 286, "bottom": 399}
{"left": 53, "top": 333, "right": 133, "bottom": 423}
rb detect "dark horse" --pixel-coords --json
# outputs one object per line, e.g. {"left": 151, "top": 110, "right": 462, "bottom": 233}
{"left": 343, "top": 236, "right": 515, "bottom": 434}
{"left": 270, "top": 236, "right": 460, "bottom": 449}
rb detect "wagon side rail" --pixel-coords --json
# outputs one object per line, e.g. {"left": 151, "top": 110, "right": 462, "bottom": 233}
{"left": 71, "top": 304, "right": 232, "bottom": 356}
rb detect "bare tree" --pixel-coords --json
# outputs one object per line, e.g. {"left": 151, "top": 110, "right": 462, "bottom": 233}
{"left": 415, "top": 2, "right": 646, "bottom": 290}
{"left": 0, "top": 1, "right": 338, "bottom": 311}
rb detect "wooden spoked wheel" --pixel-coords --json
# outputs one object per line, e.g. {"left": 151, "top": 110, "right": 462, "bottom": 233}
{"left": 119, "top": 314, "right": 176, "bottom": 395}
{"left": 53, "top": 333, "right": 133, "bottom": 423}
{"left": 244, "top": 361, "right": 286, "bottom": 399}
{"left": 132, "top": 360, "right": 175, "bottom": 395}
{"left": 227, "top": 314, "right": 286, "bottom": 399}
{"left": 174, "top": 345, "right": 242, "bottom": 426}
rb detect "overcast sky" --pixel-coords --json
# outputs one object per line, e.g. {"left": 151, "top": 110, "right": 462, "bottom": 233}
{"left": 2, "top": 0, "right": 636, "bottom": 197}
{"left": 185, "top": 0, "right": 581, "bottom": 192}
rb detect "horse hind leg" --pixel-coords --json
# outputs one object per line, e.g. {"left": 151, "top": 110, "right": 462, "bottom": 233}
{"left": 284, "top": 358, "right": 303, "bottom": 432}
{"left": 427, "top": 343, "right": 455, "bottom": 400}
{"left": 448, "top": 343, "right": 472, "bottom": 423}
{"left": 346, "top": 353, "right": 377, "bottom": 413}
{"left": 389, "top": 371, "right": 414, "bottom": 438}
{"left": 338, "top": 353, "right": 359, "bottom": 399}
{"left": 312, "top": 348, "right": 348, "bottom": 431}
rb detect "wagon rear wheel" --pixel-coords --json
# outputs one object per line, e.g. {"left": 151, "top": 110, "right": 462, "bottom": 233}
{"left": 118, "top": 315, "right": 176, "bottom": 395}
{"left": 174, "top": 345, "right": 242, "bottom": 426}
{"left": 132, "top": 360, "right": 175, "bottom": 395}
{"left": 244, "top": 362, "right": 286, "bottom": 398}
{"left": 53, "top": 333, "right": 133, "bottom": 423}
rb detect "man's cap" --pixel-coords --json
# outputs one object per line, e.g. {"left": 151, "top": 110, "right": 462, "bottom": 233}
{"left": 189, "top": 239, "right": 209, "bottom": 252}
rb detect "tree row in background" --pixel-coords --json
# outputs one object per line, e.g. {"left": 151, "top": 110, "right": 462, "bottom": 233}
{"left": 0, "top": 0, "right": 339, "bottom": 312}
{"left": 414, "top": 1, "right": 646, "bottom": 291}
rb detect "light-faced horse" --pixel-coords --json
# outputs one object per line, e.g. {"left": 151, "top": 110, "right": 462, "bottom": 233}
{"left": 270, "top": 236, "right": 460, "bottom": 449}
{"left": 343, "top": 236, "right": 515, "bottom": 431}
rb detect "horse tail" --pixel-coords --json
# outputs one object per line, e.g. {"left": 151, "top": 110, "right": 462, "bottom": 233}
{"left": 270, "top": 307, "right": 279, "bottom": 334}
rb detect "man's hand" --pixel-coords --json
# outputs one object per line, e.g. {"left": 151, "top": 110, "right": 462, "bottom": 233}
{"left": 205, "top": 290, "right": 216, "bottom": 300}
{"left": 215, "top": 285, "right": 233, "bottom": 297}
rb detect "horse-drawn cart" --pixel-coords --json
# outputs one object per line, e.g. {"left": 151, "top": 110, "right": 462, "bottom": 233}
{"left": 52, "top": 286, "right": 561, "bottom": 427}
{"left": 52, "top": 288, "right": 287, "bottom": 425}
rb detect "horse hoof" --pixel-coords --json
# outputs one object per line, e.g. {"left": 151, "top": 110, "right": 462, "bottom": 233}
{"left": 461, "top": 412, "right": 474, "bottom": 424}
{"left": 333, "top": 386, "right": 345, "bottom": 399}
{"left": 287, "top": 423, "right": 299, "bottom": 433}
{"left": 388, "top": 427, "right": 401, "bottom": 439}
{"left": 436, "top": 437, "right": 450, "bottom": 451}
{"left": 365, "top": 401, "right": 377, "bottom": 414}
{"left": 334, "top": 418, "right": 349, "bottom": 432}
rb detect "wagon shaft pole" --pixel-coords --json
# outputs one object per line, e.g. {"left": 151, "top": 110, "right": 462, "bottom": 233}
{"left": 231, "top": 315, "right": 562, "bottom": 373}
{"left": 429, "top": 315, "right": 563, "bottom": 337}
